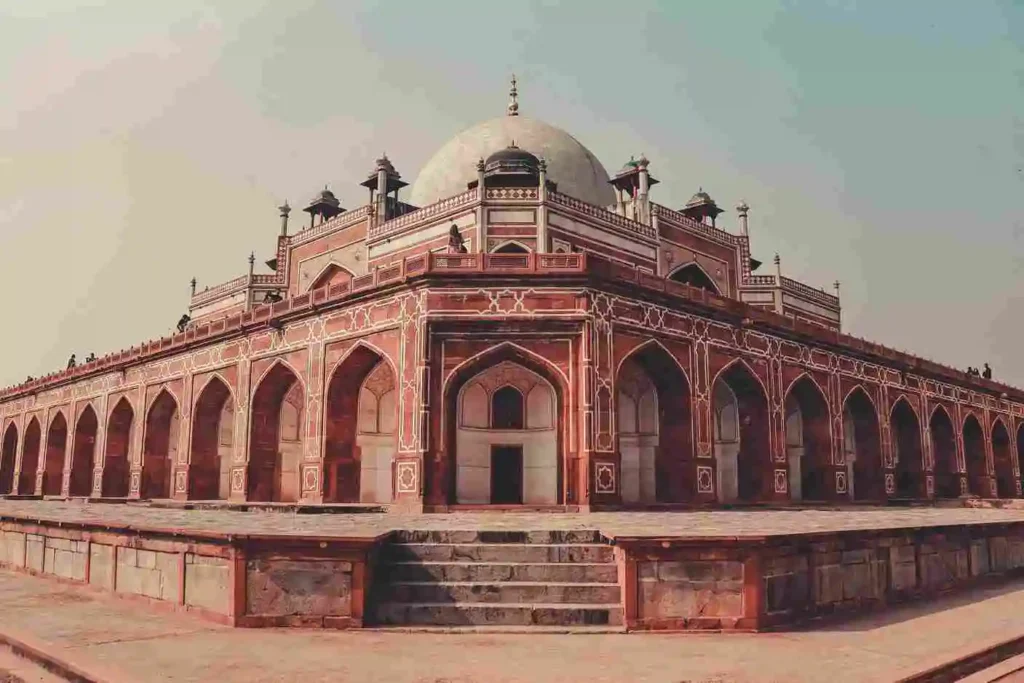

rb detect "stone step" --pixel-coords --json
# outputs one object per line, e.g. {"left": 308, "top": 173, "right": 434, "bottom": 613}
{"left": 386, "top": 581, "right": 621, "bottom": 605}
{"left": 372, "top": 602, "right": 624, "bottom": 627}
{"left": 366, "top": 624, "right": 627, "bottom": 634}
{"left": 391, "top": 530, "right": 604, "bottom": 545}
{"left": 380, "top": 562, "right": 620, "bottom": 584}
{"left": 382, "top": 543, "right": 615, "bottom": 564}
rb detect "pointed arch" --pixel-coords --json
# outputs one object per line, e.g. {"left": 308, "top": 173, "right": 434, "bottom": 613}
{"left": 784, "top": 375, "right": 833, "bottom": 501}
{"left": 323, "top": 343, "right": 396, "bottom": 503}
{"left": 0, "top": 422, "right": 18, "bottom": 495}
{"left": 992, "top": 418, "right": 1015, "bottom": 498}
{"left": 669, "top": 262, "right": 721, "bottom": 295}
{"left": 446, "top": 341, "right": 571, "bottom": 389}
{"left": 309, "top": 262, "right": 355, "bottom": 292}
{"left": 101, "top": 397, "right": 134, "bottom": 498}
{"left": 929, "top": 405, "right": 959, "bottom": 498}
{"left": 616, "top": 340, "right": 693, "bottom": 504}
{"left": 890, "top": 397, "right": 924, "bottom": 498}
{"left": 843, "top": 386, "right": 883, "bottom": 501}
{"left": 69, "top": 404, "right": 98, "bottom": 497}
{"left": 962, "top": 413, "right": 987, "bottom": 497}
{"left": 189, "top": 375, "right": 235, "bottom": 500}
{"left": 17, "top": 417, "right": 41, "bottom": 495}
{"left": 783, "top": 372, "right": 829, "bottom": 406}
{"left": 141, "top": 390, "right": 178, "bottom": 499}
{"left": 712, "top": 359, "right": 771, "bottom": 502}
{"left": 42, "top": 411, "right": 68, "bottom": 495}
{"left": 248, "top": 361, "right": 304, "bottom": 502}
{"left": 492, "top": 241, "right": 531, "bottom": 254}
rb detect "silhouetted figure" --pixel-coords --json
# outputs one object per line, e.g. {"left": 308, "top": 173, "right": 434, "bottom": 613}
{"left": 983, "top": 363, "right": 992, "bottom": 380}
{"left": 176, "top": 314, "right": 191, "bottom": 333}
{"left": 446, "top": 224, "right": 467, "bottom": 254}
{"left": 263, "top": 290, "right": 283, "bottom": 304}
{"left": 85, "top": 353, "right": 96, "bottom": 363}
{"left": 66, "top": 354, "right": 76, "bottom": 369}
{"left": 25, "top": 376, "right": 33, "bottom": 383}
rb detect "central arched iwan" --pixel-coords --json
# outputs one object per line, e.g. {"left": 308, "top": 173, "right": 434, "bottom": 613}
{"left": 713, "top": 362, "right": 771, "bottom": 502}
{"left": 784, "top": 376, "right": 832, "bottom": 501}
{"left": 930, "top": 407, "right": 959, "bottom": 499}
{"left": 142, "top": 391, "right": 179, "bottom": 499}
{"left": 17, "top": 418, "right": 41, "bottom": 495}
{"left": 992, "top": 420, "right": 1015, "bottom": 498}
{"left": 101, "top": 398, "right": 134, "bottom": 498}
{"left": 42, "top": 412, "right": 68, "bottom": 496}
{"left": 963, "top": 414, "right": 988, "bottom": 497}
{"left": 69, "top": 405, "right": 98, "bottom": 497}
{"left": 890, "top": 399, "right": 924, "bottom": 498}
{"left": 189, "top": 377, "right": 235, "bottom": 500}
{"left": 842, "top": 388, "right": 882, "bottom": 501}
{"left": 248, "top": 363, "right": 304, "bottom": 502}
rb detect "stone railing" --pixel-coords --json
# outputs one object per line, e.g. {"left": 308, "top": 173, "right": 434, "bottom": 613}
{"left": 290, "top": 206, "right": 370, "bottom": 247}
{"left": 190, "top": 275, "right": 249, "bottom": 307}
{"left": 779, "top": 275, "right": 839, "bottom": 308}
{"left": 547, "top": 191, "right": 657, "bottom": 241}
{"left": 651, "top": 204, "right": 740, "bottom": 247}
{"left": 745, "top": 275, "right": 777, "bottom": 286}
{"left": 368, "top": 188, "right": 479, "bottom": 240}
{"left": 485, "top": 187, "right": 538, "bottom": 200}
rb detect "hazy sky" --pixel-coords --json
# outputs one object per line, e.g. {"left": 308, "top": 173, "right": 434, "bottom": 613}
{"left": 1, "top": 0, "right": 1021, "bottom": 389}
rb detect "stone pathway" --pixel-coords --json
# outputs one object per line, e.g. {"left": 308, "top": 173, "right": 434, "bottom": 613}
{"left": 4, "top": 569, "right": 1024, "bottom": 682}
{"left": 3, "top": 500, "right": 1024, "bottom": 540}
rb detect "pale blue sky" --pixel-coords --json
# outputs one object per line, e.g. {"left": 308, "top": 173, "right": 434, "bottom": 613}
{"left": 0, "top": 0, "right": 1021, "bottom": 388}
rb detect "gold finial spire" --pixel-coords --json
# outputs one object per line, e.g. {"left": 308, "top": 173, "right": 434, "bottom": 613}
{"left": 507, "top": 74, "right": 519, "bottom": 117}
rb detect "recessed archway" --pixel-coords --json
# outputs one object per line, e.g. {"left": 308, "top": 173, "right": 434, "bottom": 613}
{"left": 784, "top": 376, "right": 832, "bottom": 502}
{"left": 992, "top": 420, "right": 1015, "bottom": 498}
{"left": 890, "top": 399, "right": 924, "bottom": 498}
{"left": 101, "top": 398, "right": 134, "bottom": 498}
{"left": 323, "top": 346, "right": 397, "bottom": 504}
{"left": 42, "top": 412, "right": 68, "bottom": 496}
{"left": 930, "top": 407, "right": 959, "bottom": 498}
{"left": 963, "top": 414, "right": 987, "bottom": 497}
{"left": 0, "top": 423, "right": 17, "bottom": 495}
{"left": 843, "top": 388, "right": 883, "bottom": 501}
{"left": 248, "top": 362, "right": 304, "bottom": 502}
{"left": 142, "top": 391, "right": 179, "bottom": 499}
{"left": 309, "top": 263, "right": 354, "bottom": 292}
{"left": 616, "top": 342, "right": 693, "bottom": 504}
{"left": 17, "top": 418, "right": 41, "bottom": 495}
{"left": 492, "top": 241, "right": 530, "bottom": 254}
{"left": 188, "top": 377, "right": 234, "bottom": 500}
{"left": 669, "top": 262, "right": 720, "bottom": 294}
{"left": 713, "top": 361, "right": 771, "bottom": 502}
{"left": 69, "top": 405, "right": 98, "bottom": 497}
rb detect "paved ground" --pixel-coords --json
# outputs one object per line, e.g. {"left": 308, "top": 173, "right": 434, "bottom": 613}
{"left": 0, "top": 645, "right": 62, "bottom": 683}
{"left": 3, "top": 500, "right": 1024, "bottom": 540}
{"left": 3, "top": 569, "right": 1024, "bottom": 683}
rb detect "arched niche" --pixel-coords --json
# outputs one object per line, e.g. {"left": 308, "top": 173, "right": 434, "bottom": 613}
{"left": 930, "top": 407, "right": 959, "bottom": 498}
{"left": 310, "top": 263, "right": 354, "bottom": 292}
{"left": 962, "top": 414, "right": 987, "bottom": 497}
{"left": 142, "top": 391, "right": 179, "bottom": 499}
{"left": 0, "top": 422, "right": 17, "bottom": 495}
{"left": 616, "top": 342, "right": 692, "bottom": 504}
{"left": 713, "top": 361, "right": 770, "bottom": 503}
{"left": 17, "top": 418, "right": 41, "bottom": 495}
{"left": 843, "top": 388, "right": 882, "bottom": 501}
{"left": 69, "top": 405, "right": 98, "bottom": 497}
{"left": 669, "top": 262, "right": 720, "bottom": 295}
{"left": 102, "top": 398, "right": 134, "bottom": 498}
{"left": 784, "top": 376, "right": 832, "bottom": 502}
{"left": 992, "top": 420, "right": 1015, "bottom": 498}
{"left": 189, "top": 376, "right": 235, "bottom": 500}
{"left": 42, "top": 412, "right": 68, "bottom": 496}
{"left": 248, "top": 363, "right": 304, "bottom": 502}
{"left": 492, "top": 242, "right": 530, "bottom": 254}
{"left": 890, "top": 399, "right": 923, "bottom": 498}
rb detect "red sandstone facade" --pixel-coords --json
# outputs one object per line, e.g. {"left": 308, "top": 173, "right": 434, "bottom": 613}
{"left": 1, "top": 94, "right": 1022, "bottom": 511}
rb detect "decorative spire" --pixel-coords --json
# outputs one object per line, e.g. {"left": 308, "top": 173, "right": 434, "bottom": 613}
{"left": 190, "top": 277, "right": 197, "bottom": 297}
{"left": 248, "top": 252, "right": 255, "bottom": 278}
{"left": 834, "top": 280, "right": 841, "bottom": 296}
{"left": 507, "top": 74, "right": 519, "bottom": 117}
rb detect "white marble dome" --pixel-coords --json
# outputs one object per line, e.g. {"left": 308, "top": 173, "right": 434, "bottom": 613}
{"left": 409, "top": 116, "right": 615, "bottom": 209}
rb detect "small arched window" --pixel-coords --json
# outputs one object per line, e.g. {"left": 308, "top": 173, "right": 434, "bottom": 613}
{"left": 491, "top": 386, "right": 524, "bottom": 429}
{"left": 494, "top": 242, "right": 529, "bottom": 254}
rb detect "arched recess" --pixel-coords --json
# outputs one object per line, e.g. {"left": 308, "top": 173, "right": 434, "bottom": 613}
{"left": 669, "top": 262, "right": 720, "bottom": 295}
{"left": 492, "top": 241, "right": 530, "bottom": 254}
{"left": 142, "top": 391, "right": 179, "bottom": 499}
{"left": 712, "top": 361, "right": 771, "bottom": 503}
{"left": 1017, "top": 422, "right": 1024, "bottom": 495}
{"left": 444, "top": 344, "right": 565, "bottom": 506}
{"left": 0, "top": 423, "right": 17, "bottom": 495}
{"left": 930, "top": 407, "right": 959, "bottom": 498}
{"left": 843, "top": 388, "right": 883, "bottom": 501}
{"left": 784, "top": 376, "right": 832, "bottom": 501}
{"left": 189, "top": 377, "right": 235, "bottom": 500}
{"left": 248, "top": 362, "right": 304, "bottom": 502}
{"left": 42, "top": 412, "right": 68, "bottom": 496}
{"left": 17, "top": 418, "right": 41, "bottom": 495}
{"left": 890, "top": 399, "right": 924, "bottom": 498}
{"left": 992, "top": 420, "right": 1015, "bottom": 498}
{"left": 323, "top": 345, "right": 397, "bottom": 503}
{"left": 69, "top": 405, "right": 98, "bottom": 497}
{"left": 616, "top": 342, "right": 693, "bottom": 504}
{"left": 963, "top": 414, "right": 987, "bottom": 497}
{"left": 310, "top": 263, "right": 354, "bottom": 292}
{"left": 101, "top": 398, "right": 134, "bottom": 498}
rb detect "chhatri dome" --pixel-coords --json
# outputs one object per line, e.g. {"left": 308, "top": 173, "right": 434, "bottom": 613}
{"left": 408, "top": 76, "right": 616, "bottom": 208}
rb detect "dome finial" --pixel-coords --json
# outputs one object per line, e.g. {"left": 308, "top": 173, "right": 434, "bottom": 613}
{"left": 507, "top": 73, "right": 519, "bottom": 117}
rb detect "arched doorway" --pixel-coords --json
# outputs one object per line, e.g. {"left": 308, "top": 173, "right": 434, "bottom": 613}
{"left": 324, "top": 347, "right": 397, "bottom": 503}
{"left": 843, "top": 388, "right": 882, "bottom": 501}
{"left": 189, "top": 377, "right": 235, "bottom": 500}
{"left": 992, "top": 420, "right": 1015, "bottom": 498}
{"left": 101, "top": 398, "right": 134, "bottom": 498}
{"left": 493, "top": 242, "right": 530, "bottom": 254}
{"left": 930, "top": 407, "right": 959, "bottom": 498}
{"left": 69, "top": 405, "right": 98, "bottom": 497}
{"left": 0, "top": 423, "right": 17, "bottom": 494}
{"left": 447, "top": 352, "right": 561, "bottom": 506}
{"left": 18, "top": 418, "right": 41, "bottom": 495}
{"left": 248, "top": 363, "right": 304, "bottom": 502}
{"left": 713, "top": 362, "right": 770, "bottom": 502}
{"left": 142, "top": 391, "right": 178, "bottom": 499}
{"left": 616, "top": 343, "right": 692, "bottom": 504}
{"left": 42, "top": 412, "right": 68, "bottom": 496}
{"left": 890, "top": 399, "right": 923, "bottom": 498}
{"left": 963, "top": 414, "right": 987, "bottom": 497}
{"left": 669, "top": 263, "right": 720, "bottom": 294}
{"left": 784, "top": 376, "right": 832, "bottom": 501}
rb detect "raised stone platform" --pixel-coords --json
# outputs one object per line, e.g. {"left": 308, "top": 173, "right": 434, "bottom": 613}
{"left": 3, "top": 500, "right": 1024, "bottom": 632}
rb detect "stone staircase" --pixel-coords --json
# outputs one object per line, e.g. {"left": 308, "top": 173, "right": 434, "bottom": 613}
{"left": 369, "top": 529, "right": 623, "bottom": 630}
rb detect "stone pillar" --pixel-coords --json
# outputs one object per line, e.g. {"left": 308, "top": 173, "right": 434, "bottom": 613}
{"left": 537, "top": 159, "right": 548, "bottom": 253}
{"left": 300, "top": 339, "right": 325, "bottom": 504}
{"left": 692, "top": 337, "right": 717, "bottom": 504}
{"left": 231, "top": 358, "right": 252, "bottom": 502}
{"left": 62, "top": 400, "right": 76, "bottom": 497}
{"left": 91, "top": 394, "right": 109, "bottom": 498}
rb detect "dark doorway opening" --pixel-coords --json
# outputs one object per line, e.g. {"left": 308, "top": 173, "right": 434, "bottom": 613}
{"left": 491, "top": 446, "right": 523, "bottom": 504}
